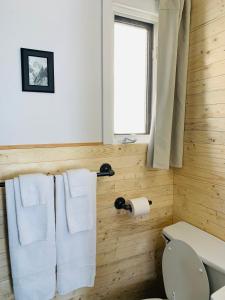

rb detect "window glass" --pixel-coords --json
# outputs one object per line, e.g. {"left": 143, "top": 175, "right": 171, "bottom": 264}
{"left": 114, "top": 17, "right": 153, "bottom": 135}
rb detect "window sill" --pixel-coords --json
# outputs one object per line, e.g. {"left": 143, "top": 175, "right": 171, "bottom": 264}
{"left": 113, "top": 134, "right": 150, "bottom": 144}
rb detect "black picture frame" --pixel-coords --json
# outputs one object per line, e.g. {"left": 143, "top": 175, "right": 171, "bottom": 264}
{"left": 21, "top": 48, "right": 55, "bottom": 93}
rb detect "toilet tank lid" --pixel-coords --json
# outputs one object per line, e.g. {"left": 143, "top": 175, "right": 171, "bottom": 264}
{"left": 163, "top": 222, "right": 225, "bottom": 274}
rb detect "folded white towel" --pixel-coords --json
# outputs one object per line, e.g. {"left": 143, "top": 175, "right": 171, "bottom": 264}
{"left": 66, "top": 169, "right": 89, "bottom": 198}
{"left": 64, "top": 169, "right": 94, "bottom": 234}
{"left": 56, "top": 174, "right": 96, "bottom": 295}
{"left": 14, "top": 176, "right": 48, "bottom": 246}
{"left": 19, "top": 173, "right": 47, "bottom": 207}
{"left": 5, "top": 177, "right": 56, "bottom": 300}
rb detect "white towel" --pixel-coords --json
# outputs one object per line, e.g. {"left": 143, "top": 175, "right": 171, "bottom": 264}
{"left": 66, "top": 169, "right": 89, "bottom": 198}
{"left": 5, "top": 177, "right": 56, "bottom": 300}
{"left": 14, "top": 176, "right": 48, "bottom": 246}
{"left": 19, "top": 173, "right": 48, "bottom": 207}
{"left": 56, "top": 174, "right": 96, "bottom": 295}
{"left": 63, "top": 169, "right": 94, "bottom": 234}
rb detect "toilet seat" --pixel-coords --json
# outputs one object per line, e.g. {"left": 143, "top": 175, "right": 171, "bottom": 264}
{"left": 162, "top": 239, "right": 210, "bottom": 300}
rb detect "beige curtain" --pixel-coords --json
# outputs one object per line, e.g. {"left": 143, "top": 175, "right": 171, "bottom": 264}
{"left": 147, "top": 0, "right": 191, "bottom": 169}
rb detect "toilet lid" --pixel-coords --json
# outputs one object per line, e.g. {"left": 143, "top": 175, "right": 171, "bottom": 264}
{"left": 162, "top": 239, "right": 210, "bottom": 300}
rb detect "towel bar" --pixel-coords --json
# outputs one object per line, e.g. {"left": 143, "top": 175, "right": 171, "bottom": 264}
{"left": 0, "top": 163, "right": 115, "bottom": 187}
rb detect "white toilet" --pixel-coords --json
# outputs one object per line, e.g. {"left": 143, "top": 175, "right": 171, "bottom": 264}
{"left": 144, "top": 222, "right": 225, "bottom": 300}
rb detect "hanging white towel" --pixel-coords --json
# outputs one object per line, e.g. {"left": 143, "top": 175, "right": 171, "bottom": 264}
{"left": 14, "top": 176, "right": 48, "bottom": 246}
{"left": 64, "top": 169, "right": 94, "bottom": 234}
{"left": 19, "top": 173, "right": 48, "bottom": 207}
{"left": 5, "top": 177, "right": 56, "bottom": 300}
{"left": 56, "top": 173, "right": 96, "bottom": 295}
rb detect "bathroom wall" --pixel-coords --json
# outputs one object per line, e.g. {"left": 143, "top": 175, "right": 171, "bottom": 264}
{"left": 0, "top": 0, "right": 102, "bottom": 145}
{"left": 0, "top": 144, "right": 173, "bottom": 299}
{"left": 174, "top": 0, "right": 225, "bottom": 241}
{"left": 0, "top": 0, "right": 159, "bottom": 147}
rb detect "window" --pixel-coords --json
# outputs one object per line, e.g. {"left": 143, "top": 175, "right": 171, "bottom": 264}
{"left": 114, "top": 16, "right": 153, "bottom": 135}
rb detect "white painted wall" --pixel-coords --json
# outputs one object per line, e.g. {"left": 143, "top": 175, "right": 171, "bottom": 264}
{"left": 0, "top": 0, "right": 102, "bottom": 145}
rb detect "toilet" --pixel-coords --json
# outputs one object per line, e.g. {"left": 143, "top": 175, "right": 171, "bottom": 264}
{"left": 144, "top": 222, "right": 225, "bottom": 300}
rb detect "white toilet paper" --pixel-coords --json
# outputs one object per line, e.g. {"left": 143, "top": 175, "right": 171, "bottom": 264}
{"left": 128, "top": 197, "right": 150, "bottom": 216}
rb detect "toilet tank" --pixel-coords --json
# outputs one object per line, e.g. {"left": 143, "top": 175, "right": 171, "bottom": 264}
{"left": 162, "top": 222, "right": 225, "bottom": 294}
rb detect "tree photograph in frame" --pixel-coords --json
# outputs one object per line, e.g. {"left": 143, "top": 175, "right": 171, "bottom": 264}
{"left": 21, "top": 48, "right": 55, "bottom": 93}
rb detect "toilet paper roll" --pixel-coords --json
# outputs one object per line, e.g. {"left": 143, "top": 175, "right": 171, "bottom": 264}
{"left": 128, "top": 197, "right": 150, "bottom": 216}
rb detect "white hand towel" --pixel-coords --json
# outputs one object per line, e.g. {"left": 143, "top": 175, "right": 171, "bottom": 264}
{"left": 56, "top": 174, "right": 96, "bottom": 295}
{"left": 19, "top": 173, "right": 48, "bottom": 207}
{"left": 5, "top": 177, "right": 56, "bottom": 300}
{"left": 66, "top": 169, "right": 89, "bottom": 198}
{"left": 14, "top": 176, "right": 48, "bottom": 245}
{"left": 64, "top": 169, "right": 94, "bottom": 234}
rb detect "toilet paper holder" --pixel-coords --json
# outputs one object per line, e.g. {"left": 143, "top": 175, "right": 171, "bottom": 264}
{"left": 114, "top": 197, "right": 152, "bottom": 212}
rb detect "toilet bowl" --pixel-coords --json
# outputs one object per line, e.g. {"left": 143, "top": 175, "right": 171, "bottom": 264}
{"left": 143, "top": 222, "right": 225, "bottom": 300}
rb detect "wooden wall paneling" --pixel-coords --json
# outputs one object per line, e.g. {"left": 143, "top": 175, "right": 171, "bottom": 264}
{"left": 185, "top": 103, "right": 225, "bottom": 119}
{"left": 189, "top": 29, "right": 225, "bottom": 63}
{"left": 184, "top": 130, "right": 225, "bottom": 145}
{"left": 186, "top": 90, "right": 225, "bottom": 106}
{"left": 0, "top": 144, "right": 173, "bottom": 300}
{"left": 190, "top": 0, "right": 225, "bottom": 30}
{"left": 187, "top": 75, "right": 225, "bottom": 95}
{"left": 190, "top": 9, "right": 225, "bottom": 45}
{"left": 174, "top": 0, "right": 225, "bottom": 244}
{"left": 185, "top": 118, "right": 225, "bottom": 132}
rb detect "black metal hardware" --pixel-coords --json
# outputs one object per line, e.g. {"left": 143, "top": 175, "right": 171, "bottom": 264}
{"left": 114, "top": 197, "right": 132, "bottom": 212}
{"left": 114, "top": 197, "right": 152, "bottom": 213}
{"left": 0, "top": 163, "right": 115, "bottom": 188}
{"left": 97, "top": 163, "right": 115, "bottom": 177}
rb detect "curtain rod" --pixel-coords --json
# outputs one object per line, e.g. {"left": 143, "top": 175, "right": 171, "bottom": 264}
{"left": 0, "top": 163, "right": 115, "bottom": 188}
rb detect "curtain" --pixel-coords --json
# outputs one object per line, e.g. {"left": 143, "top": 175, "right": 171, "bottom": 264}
{"left": 147, "top": 0, "right": 191, "bottom": 169}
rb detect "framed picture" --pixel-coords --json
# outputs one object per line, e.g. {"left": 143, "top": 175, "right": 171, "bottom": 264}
{"left": 21, "top": 48, "right": 55, "bottom": 93}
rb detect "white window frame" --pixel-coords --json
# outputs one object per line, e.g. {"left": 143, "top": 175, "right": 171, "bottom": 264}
{"left": 102, "top": 1, "right": 158, "bottom": 144}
